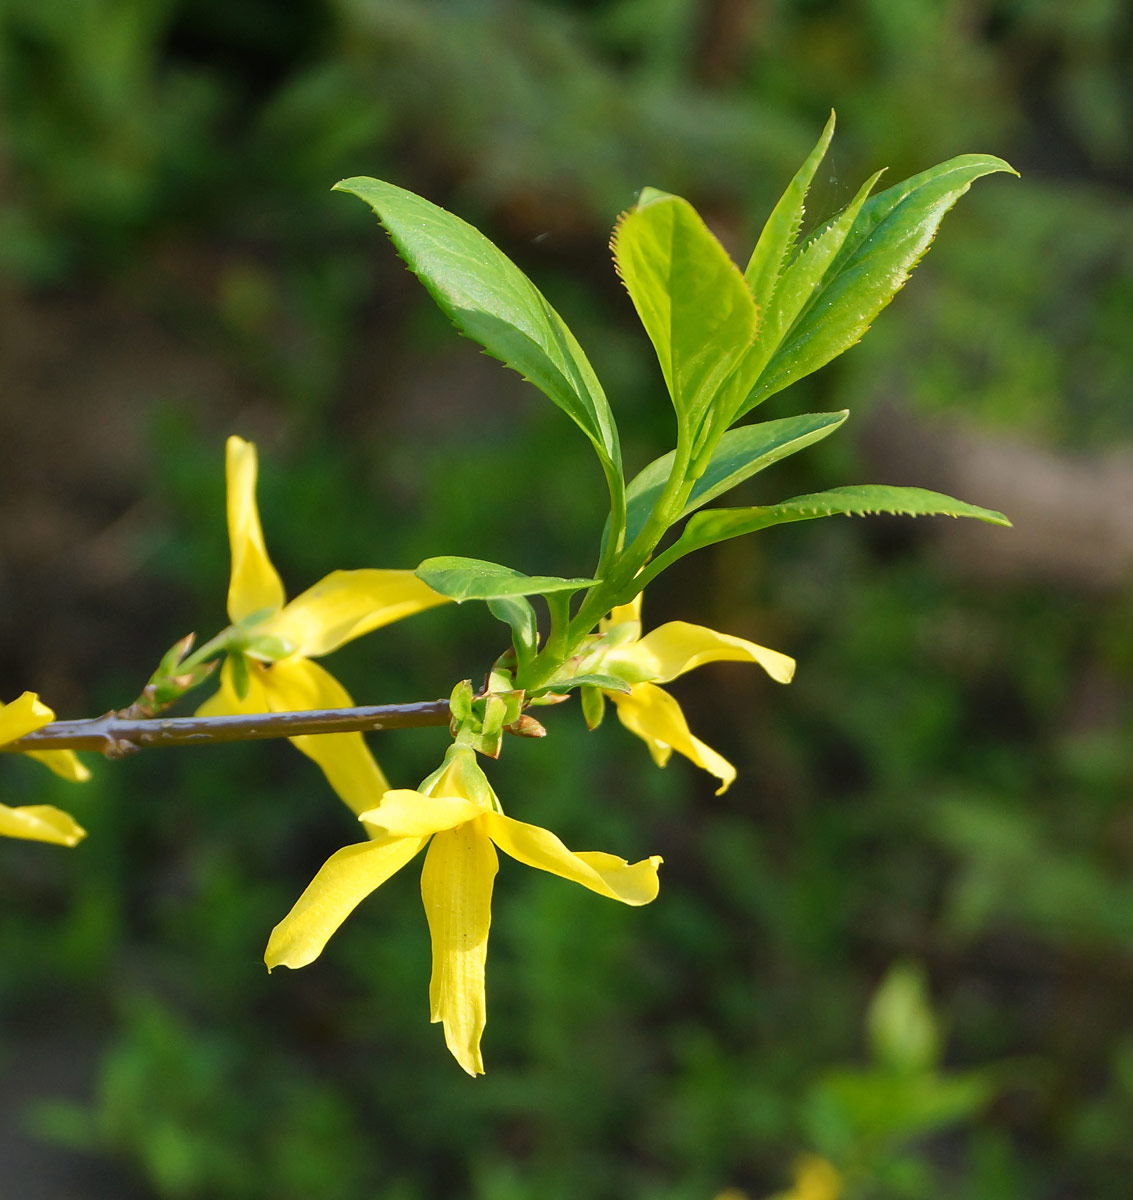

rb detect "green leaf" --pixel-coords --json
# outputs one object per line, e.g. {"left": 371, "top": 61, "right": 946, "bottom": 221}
{"left": 647, "top": 485, "right": 1011, "bottom": 574}
{"left": 487, "top": 596, "right": 539, "bottom": 664}
{"left": 737, "top": 154, "right": 1018, "bottom": 416}
{"left": 416, "top": 556, "right": 596, "bottom": 602}
{"left": 336, "top": 177, "right": 623, "bottom": 489}
{"left": 537, "top": 673, "right": 631, "bottom": 695}
{"left": 611, "top": 188, "right": 757, "bottom": 435}
{"left": 744, "top": 109, "right": 836, "bottom": 314}
{"left": 619, "top": 410, "right": 848, "bottom": 545}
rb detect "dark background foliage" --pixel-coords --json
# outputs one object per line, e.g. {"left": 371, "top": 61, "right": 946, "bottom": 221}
{"left": 0, "top": 1, "right": 1131, "bottom": 1197}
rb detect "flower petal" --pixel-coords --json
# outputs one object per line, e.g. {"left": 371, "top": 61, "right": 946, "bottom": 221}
{"left": 257, "top": 657, "right": 391, "bottom": 816}
{"left": 1, "top": 694, "right": 91, "bottom": 782}
{"left": 225, "top": 435, "right": 285, "bottom": 623}
{"left": 601, "top": 592, "right": 643, "bottom": 637}
{"left": 195, "top": 654, "right": 271, "bottom": 716}
{"left": 609, "top": 682, "right": 736, "bottom": 794}
{"left": 609, "top": 620, "right": 795, "bottom": 685}
{"left": 359, "top": 789, "right": 481, "bottom": 837}
{"left": 421, "top": 819, "right": 497, "bottom": 1076}
{"left": 484, "top": 810, "right": 661, "bottom": 905}
{"left": 25, "top": 750, "right": 91, "bottom": 782}
{"left": 265, "top": 836, "right": 427, "bottom": 969}
{"left": 0, "top": 692, "right": 55, "bottom": 743}
{"left": 259, "top": 570, "right": 449, "bottom": 658}
{"left": 0, "top": 803, "right": 86, "bottom": 846}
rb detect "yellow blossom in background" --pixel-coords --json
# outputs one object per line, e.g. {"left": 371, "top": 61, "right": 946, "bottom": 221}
{"left": 594, "top": 593, "right": 795, "bottom": 794}
{"left": 265, "top": 746, "right": 662, "bottom": 1075}
{"left": 0, "top": 692, "right": 88, "bottom": 846}
{"left": 197, "top": 435, "right": 449, "bottom": 815}
{"left": 769, "top": 1155, "right": 843, "bottom": 1200}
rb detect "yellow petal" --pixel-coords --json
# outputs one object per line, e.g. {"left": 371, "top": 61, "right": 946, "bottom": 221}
{"left": 782, "top": 1155, "right": 844, "bottom": 1200}
{"left": 359, "top": 789, "right": 481, "bottom": 838}
{"left": 1, "top": 694, "right": 91, "bottom": 782}
{"left": 25, "top": 750, "right": 91, "bottom": 782}
{"left": 608, "top": 620, "right": 795, "bottom": 685}
{"left": 0, "top": 803, "right": 86, "bottom": 846}
{"left": 259, "top": 570, "right": 449, "bottom": 658}
{"left": 257, "top": 657, "right": 391, "bottom": 816}
{"left": 0, "top": 691, "right": 55, "bottom": 743}
{"left": 421, "top": 819, "right": 497, "bottom": 1076}
{"left": 483, "top": 810, "right": 661, "bottom": 905}
{"left": 609, "top": 682, "right": 736, "bottom": 794}
{"left": 195, "top": 653, "right": 271, "bottom": 716}
{"left": 225, "top": 435, "right": 285, "bottom": 623}
{"left": 601, "top": 592, "right": 643, "bottom": 637}
{"left": 265, "top": 835, "right": 427, "bottom": 969}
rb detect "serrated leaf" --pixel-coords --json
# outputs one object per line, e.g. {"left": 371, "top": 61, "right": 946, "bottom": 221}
{"left": 648, "top": 485, "right": 1010, "bottom": 573}
{"left": 336, "top": 177, "right": 623, "bottom": 488}
{"left": 619, "top": 411, "right": 848, "bottom": 545}
{"left": 611, "top": 188, "right": 757, "bottom": 435}
{"left": 745, "top": 110, "right": 836, "bottom": 313}
{"left": 416, "top": 556, "right": 596, "bottom": 602}
{"left": 736, "top": 154, "right": 1017, "bottom": 416}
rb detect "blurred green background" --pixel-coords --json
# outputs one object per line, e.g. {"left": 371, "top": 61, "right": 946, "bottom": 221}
{"left": 1, "top": 0, "right": 1131, "bottom": 1196}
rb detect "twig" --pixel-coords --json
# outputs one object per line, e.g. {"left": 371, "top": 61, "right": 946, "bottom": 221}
{"left": 2, "top": 701, "right": 453, "bottom": 760}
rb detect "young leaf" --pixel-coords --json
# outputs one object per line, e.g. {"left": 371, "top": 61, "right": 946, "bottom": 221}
{"left": 645, "top": 485, "right": 1011, "bottom": 576}
{"left": 416, "top": 556, "right": 596, "bottom": 603}
{"left": 712, "top": 170, "right": 883, "bottom": 429}
{"left": 536, "top": 673, "right": 631, "bottom": 695}
{"left": 335, "top": 177, "right": 623, "bottom": 490}
{"left": 619, "top": 411, "right": 848, "bottom": 545}
{"left": 611, "top": 188, "right": 757, "bottom": 436}
{"left": 744, "top": 109, "right": 836, "bottom": 314}
{"left": 487, "top": 596, "right": 539, "bottom": 664}
{"left": 757, "top": 170, "right": 884, "bottom": 356}
{"left": 735, "top": 154, "right": 1018, "bottom": 416}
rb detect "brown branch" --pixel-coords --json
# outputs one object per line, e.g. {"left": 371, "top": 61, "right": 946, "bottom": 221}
{"left": 2, "top": 701, "right": 453, "bottom": 760}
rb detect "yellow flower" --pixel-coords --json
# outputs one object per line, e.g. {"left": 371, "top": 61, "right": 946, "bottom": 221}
{"left": 0, "top": 692, "right": 89, "bottom": 846}
{"left": 594, "top": 593, "right": 795, "bottom": 794}
{"left": 198, "top": 436, "right": 448, "bottom": 815}
{"left": 771, "top": 1155, "right": 843, "bottom": 1200}
{"left": 265, "top": 746, "right": 662, "bottom": 1075}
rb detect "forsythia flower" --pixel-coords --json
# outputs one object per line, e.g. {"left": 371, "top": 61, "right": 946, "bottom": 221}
{"left": 198, "top": 436, "right": 448, "bottom": 814}
{"left": 592, "top": 593, "right": 795, "bottom": 794}
{"left": 772, "top": 1155, "right": 843, "bottom": 1200}
{"left": 265, "top": 746, "right": 662, "bottom": 1075}
{"left": 0, "top": 692, "right": 89, "bottom": 846}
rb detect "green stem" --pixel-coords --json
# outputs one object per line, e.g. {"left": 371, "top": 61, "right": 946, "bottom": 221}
{"left": 518, "top": 433, "right": 697, "bottom": 693}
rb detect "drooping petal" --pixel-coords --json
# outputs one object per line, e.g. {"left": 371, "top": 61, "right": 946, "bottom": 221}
{"left": 265, "top": 835, "right": 427, "bottom": 970}
{"left": 225, "top": 435, "right": 285, "bottom": 623}
{"left": 24, "top": 750, "right": 91, "bottom": 782}
{"left": 256, "top": 656, "right": 391, "bottom": 816}
{"left": 483, "top": 811, "right": 661, "bottom": 905}
{"left": 0, "top": 803, "right": 86, "bottom": 846}
{"left": 258, "top": 569, "right": 449, "bottom": 658}
{"left": 359, "top": 789, "right": 482, "bottom": 838}
{"left": 609, "top": 620, "right": 795, "bottom": 685}
{"left": 420, "top": 819, "right": 497, "bottom": 1076}
{"left": 609, "top": 682, "right": 736, "bottom": 794}
{"left": 0, "top": 693, "right": 92, "bottom": 783}
{"left": 0, "top": 691, "right": 55, "bottom": 743}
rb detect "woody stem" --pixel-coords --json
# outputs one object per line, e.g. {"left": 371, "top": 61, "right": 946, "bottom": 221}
{"left": 2, "top": 701, "right": 452, "bottom": 759}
